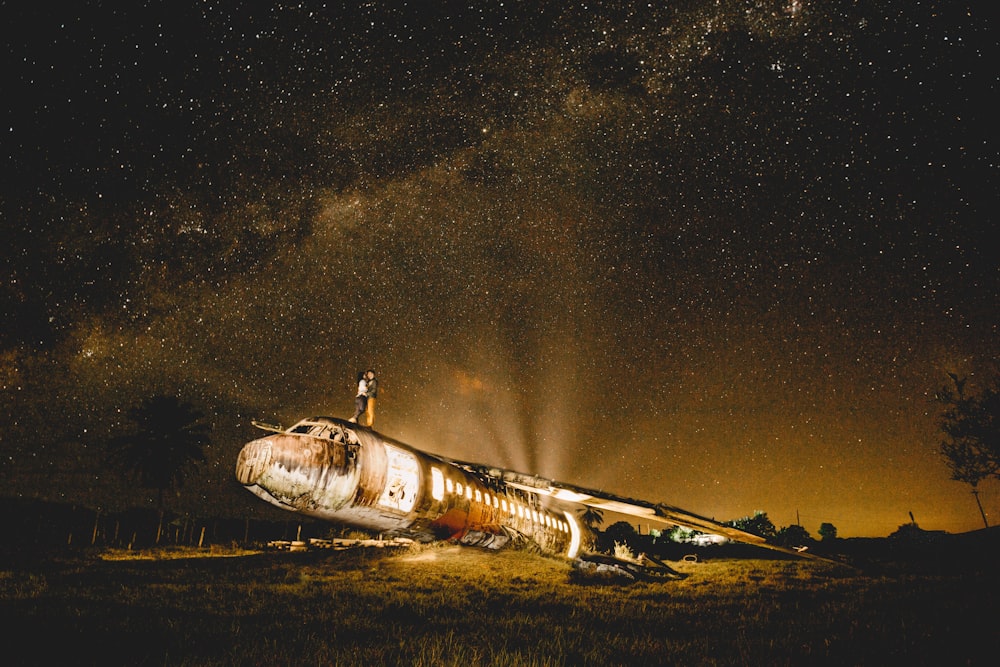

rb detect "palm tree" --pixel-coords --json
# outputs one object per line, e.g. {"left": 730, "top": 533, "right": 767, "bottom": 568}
{"left": 578, "top": 506, "right": 604, "bottom": 531}
{"left": 108, "top": 395, "right": 210, "bottom": 542}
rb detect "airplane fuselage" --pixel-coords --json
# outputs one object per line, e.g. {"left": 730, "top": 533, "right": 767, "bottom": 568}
{"left": 236, "top": 417, "right": 580, "bottom": 557}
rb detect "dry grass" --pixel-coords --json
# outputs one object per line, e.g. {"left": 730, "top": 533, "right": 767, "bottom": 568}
{"left": 99, "top": 545, "right": 263, "bottom": 561}
{"left": 2, "top": 542, "right": 997, "bottom": 666}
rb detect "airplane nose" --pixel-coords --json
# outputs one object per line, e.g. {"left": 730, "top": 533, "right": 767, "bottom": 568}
{"left": 236, "top": 438, "right": 273, "bottom": 486}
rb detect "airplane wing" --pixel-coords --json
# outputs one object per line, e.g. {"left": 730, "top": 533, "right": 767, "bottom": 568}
{"left": 444, "top": 458, "right": 843, "bottom": 566}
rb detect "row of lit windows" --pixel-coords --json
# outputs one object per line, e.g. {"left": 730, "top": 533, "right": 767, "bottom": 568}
{"left": 430, "top": 467, "right": 569, "bottom": 533}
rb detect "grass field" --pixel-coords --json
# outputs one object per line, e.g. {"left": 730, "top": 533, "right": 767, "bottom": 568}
{"left": 1, "top": 538, "right": 997, "bottom": 666}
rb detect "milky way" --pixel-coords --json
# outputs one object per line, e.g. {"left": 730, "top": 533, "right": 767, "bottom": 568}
{"left": 2, "top": 1, "right": 996, "bottom": 536}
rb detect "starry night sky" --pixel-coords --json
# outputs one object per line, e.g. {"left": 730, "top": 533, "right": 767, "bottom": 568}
{"left": 2, "top": 1, "right": 997, "bottom": 537}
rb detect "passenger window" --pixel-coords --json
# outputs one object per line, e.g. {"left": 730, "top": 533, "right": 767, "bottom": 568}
{"left": 431, "top": 468, "right": 445, "bottom": 501}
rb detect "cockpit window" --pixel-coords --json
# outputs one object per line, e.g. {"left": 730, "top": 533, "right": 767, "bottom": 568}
{"left": 290, "top": 423, "right": 327, "bottom": 435}
{"left": 289, "top": 421, "right": 360, "bottom": 446}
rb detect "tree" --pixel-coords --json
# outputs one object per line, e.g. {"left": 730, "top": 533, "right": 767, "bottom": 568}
{"left": 575, "top": 506, "right": 604, "bottom": 552}
{"left": 597, "top": 520, "right": 638, "bottom": 553}
{"left": 775, "top": 524, "right": 812, "bottom": 548}
{"left": 108, "top": 395, "right": 210, "bottom": 542}
{"left": 936, "top": 374, "right": 1000, "bottom": 528}
{"left": 818, "top": 522, "right": 838, "bottom": 541}
{"left": 724, "top": 511, "right": 776, "bottom": 539}
{"left": 577, "top": 506, "right": 604, "bottom": 531}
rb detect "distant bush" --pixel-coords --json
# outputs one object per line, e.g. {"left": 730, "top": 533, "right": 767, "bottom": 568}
{"left": 724, "top": 511, "right": 776, "bottom": 539}
{"left": 819, "top": 522, "right": 838, "bottom": 541}
{"left": 775, "top": 524, "right": 812, "bottom": 548}
{"left": 595, "top": 520, "right": 638, "bottom": 552}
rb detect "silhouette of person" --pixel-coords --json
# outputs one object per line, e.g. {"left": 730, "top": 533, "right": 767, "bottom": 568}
{"left": 348, "top": 371, "right": 367, "bottom": 423}
{"left": 363, "top": 369, "right": 378, "bottom": 427}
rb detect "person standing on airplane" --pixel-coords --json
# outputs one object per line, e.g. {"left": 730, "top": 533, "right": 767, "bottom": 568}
{"left": 363, "top": 369, "right": 378, "bottom": 427}
{"left": 348, "top": 371, "right": 367, "bottom": 423}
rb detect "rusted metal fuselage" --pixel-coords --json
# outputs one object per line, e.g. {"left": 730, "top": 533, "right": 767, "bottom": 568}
{"left": 236, "top": 417, "right": 579, "bottom": 557}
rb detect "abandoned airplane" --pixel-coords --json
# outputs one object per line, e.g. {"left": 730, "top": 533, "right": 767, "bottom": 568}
{"left": 235, "top": 416, "right": 823, "bottom": 565}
